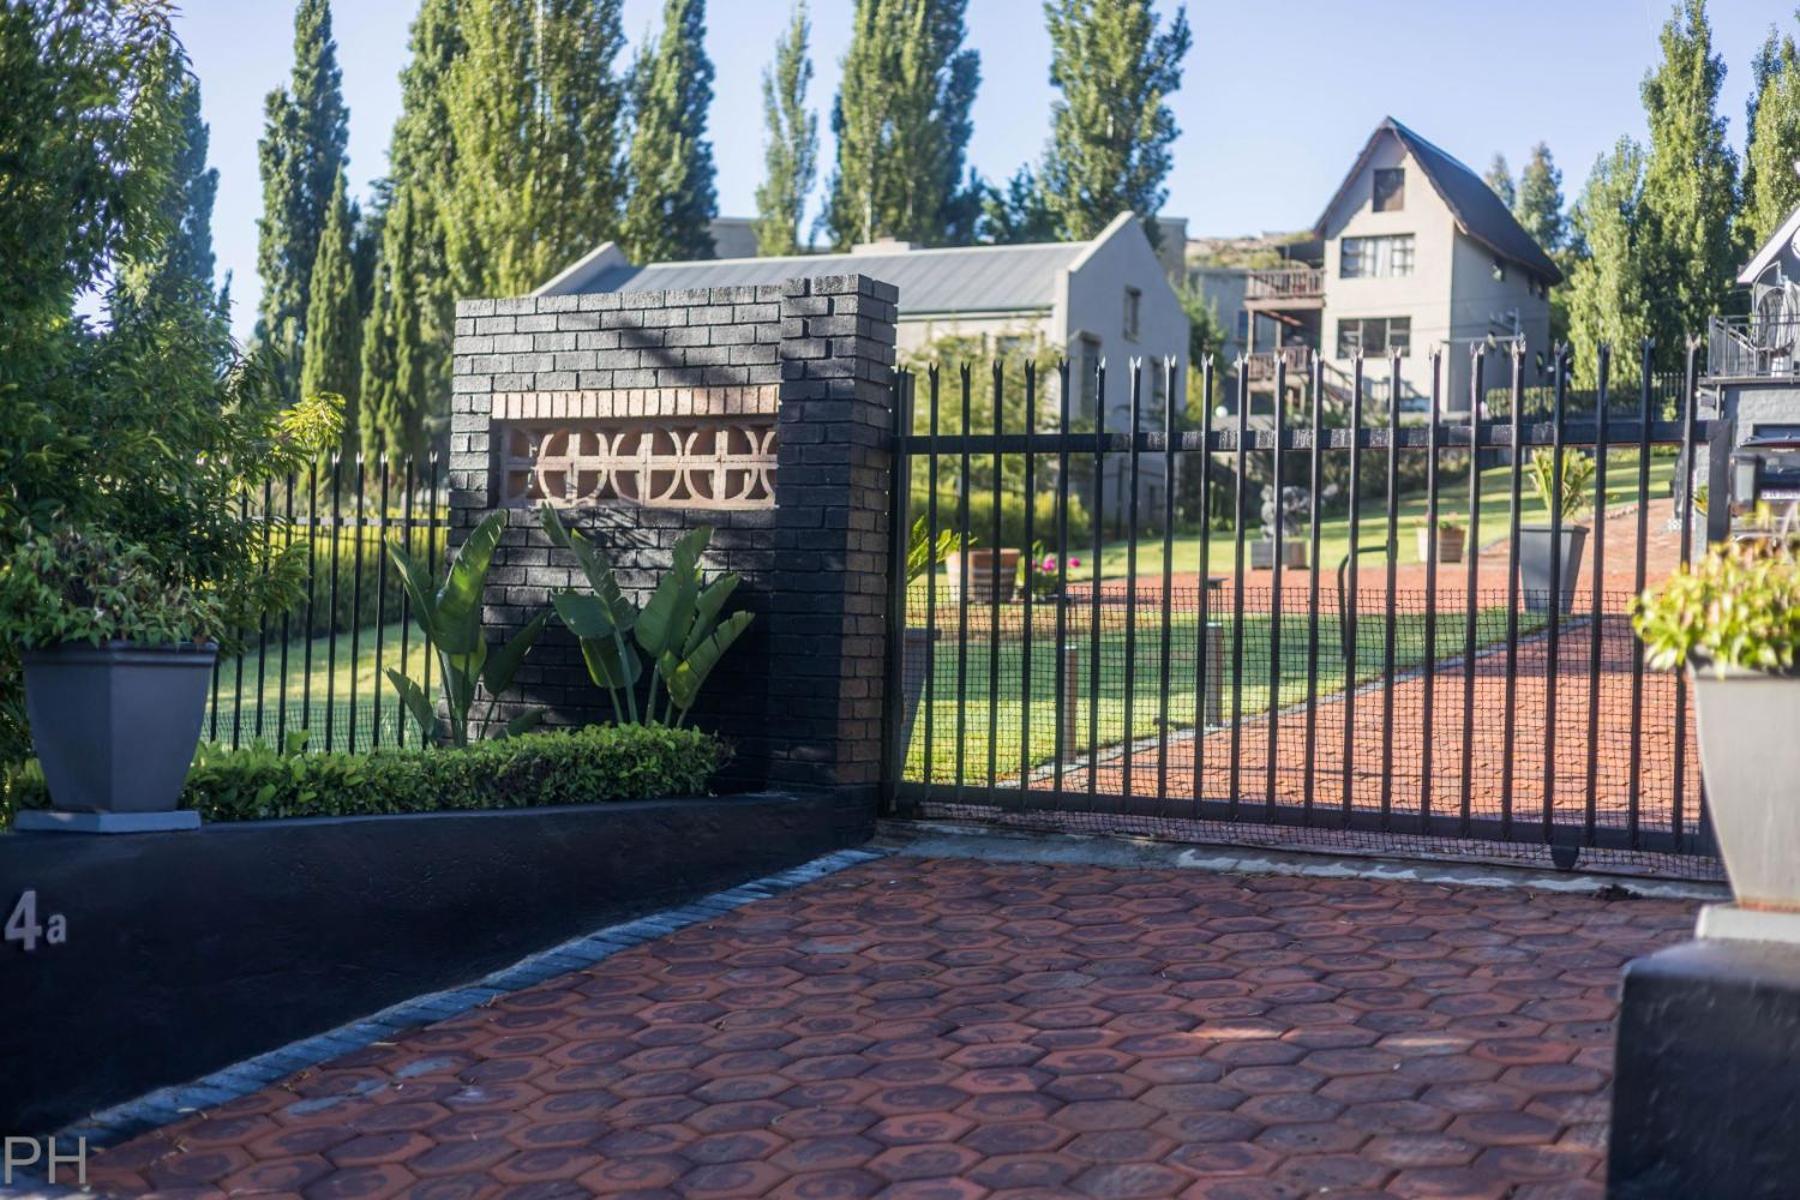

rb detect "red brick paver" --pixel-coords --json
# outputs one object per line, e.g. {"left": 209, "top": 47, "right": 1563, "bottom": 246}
{"left": 84, "top": 857, "right": 1695, "bottom": 1199}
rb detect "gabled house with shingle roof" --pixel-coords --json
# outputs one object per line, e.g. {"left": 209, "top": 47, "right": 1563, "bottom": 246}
{"left": 1239, "top": 117, "right": 1562, "bottom": 412}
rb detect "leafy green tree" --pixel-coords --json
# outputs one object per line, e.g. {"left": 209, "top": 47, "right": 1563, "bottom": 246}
{"left": 752, "top": 3, "right": 818, "bottom": 256}
{"left": 1484, "top": 154, "right": 1515, "bottom": 208}
{"left": 1565, "top": 139, "right": 1653, "bottom": 387}
{"left": 981, "top": 165, "right": 1060, "bottom": 244}
{"left": 1515, "top": 143, "right": 1567, "bottom": 254}
{"left": 621, "top": 0, "right": 717, "bottom": 262}
{"left": 441, "top": 0, "right": 628, "bottom": 295}
{"left": 1038, "top": 0, "right": 1191, "bottom": 244}
{"left": 823, "top": 0, "right": 981, "bottom": 248}
{"left": 255, "top": 0, "right": 349, "bottom": 400}
{"left": 301, "top": 169, "right": 362, "bottom": 457}
{"left": 1744, "top": 25, "right": 1800, "bottom": 249}
{"left": 360, "top": 0, "right": 460, "bottom": 462}
{"left": 114, "top": 75, "right": 227, "bottom": 348}
{"left": 1637, "top": 0, "right": 1739, "bottom": 357}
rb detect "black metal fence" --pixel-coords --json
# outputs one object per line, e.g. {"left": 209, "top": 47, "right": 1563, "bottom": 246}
{"left": 203, "top": 455, "right": 447, "bottom": 754}
{"left": 881, "top": 345, "right": 1720, "bottom": 879}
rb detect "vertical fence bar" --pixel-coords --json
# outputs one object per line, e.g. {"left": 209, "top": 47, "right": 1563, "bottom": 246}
{"left": 1460, "top": 349, "right": 1484, "bottom": 836}
{"left": 1193, "top": 359, "right": 1215, "bottom": 808}
{"left": 1088, "top": 362, "right": 1106, "bottom": 801}
{"left": 422, "top": 451, "right": 439, "bottom": 742}
{"left": 1265, "top": 359, "right": 1286, "bottom": 818}
{"left": 1500, "top": 345, "right": 1525, "bottom": 840}
{"left": 348, "top": 457, "right": 366, "bottom": 754}
{"left": 1122, "top": 361, "right": 1142, "bottom": 807}
{"left": 1585, "top": 349, "right": 1610, "bottom": 844}
{"left": 1229, "top": 362, "right": 1249, "bottom": 817}
{"left": 1542, "top": 351, "right": 1568, "bottom": 845}
{"left": 956, "top": 365, "right": 972, "bottom": 803}
{"left": 926, "top": 369, "right": 941, "bottom": 788}
{"left": 988, "top": 363, "right": 1003, "bottom": 800}
{"left": 883, "top": 374, "right": 914, "bottom": 813}
{"left": 1626, "top": 343, "right": 1653, "bottom": 848}
{"left": 1021, "top": 363, "right": 1038, "bottom": 799}
{"left": 1340, "top": 357, "right": 1365, "bottom": 824}
{"left": 231, "top": 490, "right": 249, "bottom": 751}
{"left": 374, "top": 456, "right": 391, "bottom": 750}
{"left": 1420, "top": 354, "right": 1441, "bottom": 827}
{"left": 1053, "top": 361, "right": 1071, "bottom": 799}
{"left": 301, "top": 460, "right": 319, "bottom": 737}
{"left": 255, "top": 477, "right": 273, "bottom": 743}
{"left": 1672, "top": 341, "right": 1701, "bottom": 852}
{"left": 278, "top": 470, "right": 295, "bottom": 747}
{"left": 1379, "top": 356, "right": 1401, "bottom": 829}
{"left": 325, "top": 455, "right": 343, "bottom": 753}
{"left": 1157, "top": 358, "right": 1176, "bottom": 808}
{"left": 1303, "top": 355, "right": 1323, "bottom": 820}
{"left": 397, "top": 457, "right": 415, "bottom": 748}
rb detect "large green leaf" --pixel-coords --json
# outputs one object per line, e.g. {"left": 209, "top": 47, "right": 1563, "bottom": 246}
{"left": 385, "top": 669, "right": 437, "bottom": 743}
{"left": 541, "top": 505, "right": 636, "bottom": 630}
{"left": 552, "top": 591, "right": 615, "bottom": 638}
{"left": 684, "top": 574, "right": 741, "bottom": 658}
{"left": 386, "top": 538, "right": 438, "bottom": 638}
{"left": 435, "top": 511, "right": 507, "bottom": 654}
{"left": 637, "top": 526, "right": 709, "bottom": 658}
{"left": 580, "top": 634, "right": 642, "bottom": 691}
{"left": 500, "top": 709, "right": 545, "bottom": 739}
{"left": 662, "top": 610, "right": 754, "bottom": 713}
{"left": 483, "top": 611, "right": 548, "bottom": 696}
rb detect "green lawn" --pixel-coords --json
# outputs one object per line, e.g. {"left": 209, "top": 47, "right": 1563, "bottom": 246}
{"left": 1046, "top": 450, "right": 1677, "bottom": 582}
{"left": 205, "top": 621, "right": 433, "bottom": 751}
{"left": 903, "top": 602, "right": 1538, "bottom": 783}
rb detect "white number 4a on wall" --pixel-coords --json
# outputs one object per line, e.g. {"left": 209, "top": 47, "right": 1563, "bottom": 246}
{"left": 6, "top": 891, "right": 67, "bottom": 953}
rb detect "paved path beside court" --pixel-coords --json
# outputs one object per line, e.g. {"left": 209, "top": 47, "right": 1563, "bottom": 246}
{"left": 84, "top": 855, "right": 1694, "bottom": 1199}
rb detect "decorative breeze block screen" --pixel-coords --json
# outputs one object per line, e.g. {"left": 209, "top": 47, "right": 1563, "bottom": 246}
{"left": 494, "top": 389, "right": 777, "bottom": 510}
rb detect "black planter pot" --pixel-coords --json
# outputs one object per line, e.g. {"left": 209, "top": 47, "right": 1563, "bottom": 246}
{"left": 1517, "top": 525, "right": 1588, "bottom": 615}
{"left": 17, "top": 641, "right": 217, "bottom": 833}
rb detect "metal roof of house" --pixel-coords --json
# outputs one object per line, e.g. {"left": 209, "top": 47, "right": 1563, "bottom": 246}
{"left": 1317, "top": 117, "right": 1565, "bottom": 286}
{"left": 582, "top": 241, "right": 1086, "bottom": 314}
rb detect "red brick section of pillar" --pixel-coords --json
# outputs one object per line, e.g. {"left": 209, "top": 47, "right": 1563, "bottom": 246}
{"left": 767, "top": 274, "right": 900, "bottom": 800}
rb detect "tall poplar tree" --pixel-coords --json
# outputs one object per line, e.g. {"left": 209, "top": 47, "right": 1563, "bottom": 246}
{"left": 440, "top": 0, "right": 628, "bottom": 296}
{"left": 1515, "top": 143, "right": 1567, "bottom": 254}
{"left": 621, "top": 0, "right": 717, "bottom": 262}
{"left": 824, "top": 0, "right": 980, "bottom": 248}
{"left": 301, "top": 169, "right": 361, "bottom": 455}
{"left": 753, "top": 3, "right": 818, "bottom": 256}
{"left": 1744, "top": 26, "right": 1800, "bottom": 249}
{"left": 1484, "top": 154, "right": 1516, "bottom": 209}
{"left": 360, "top": 0, "right": 460, "bottom": 461}
{"left": 1039, "top": 0, "right": 1191, "bottom": 244}
{"left": 256, "top": 0, "right": 349, "bottom": 399}
{"left": 1566, "top": 140, "right": 1652, "bottom": 387}
{"left": 1637, "top": 0, "right": 1738, "bottom": 357}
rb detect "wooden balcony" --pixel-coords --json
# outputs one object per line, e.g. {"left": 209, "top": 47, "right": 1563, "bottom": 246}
{"left": 1243, "top": 345, "right": 1313, "bottom": 382}
{"left": 1244, "top": 267, "right": 1325, "bottom": 309}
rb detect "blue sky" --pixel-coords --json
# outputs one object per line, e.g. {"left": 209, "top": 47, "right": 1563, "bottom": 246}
{"left": 177, "top": 0, "right": 1781, "bottom": 339}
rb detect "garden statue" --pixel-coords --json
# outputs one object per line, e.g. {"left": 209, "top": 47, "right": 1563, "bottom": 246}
{"left": 1252, "top": 485, "right": 1311, "bottom": 569}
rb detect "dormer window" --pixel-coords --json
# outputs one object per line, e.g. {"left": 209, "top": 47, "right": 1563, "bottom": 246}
{"left": 1373, "top": 167, "right": 1405, "bottom": 212}
{"left": 1124, "top": 287, "right": 1142, "bottom": 341}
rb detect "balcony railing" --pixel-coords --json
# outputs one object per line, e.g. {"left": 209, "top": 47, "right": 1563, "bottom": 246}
{"left": 1245, "top": 267, "right": 1325, "bottom": 302}
{"left": 1707, "top": 314, "right": 1800, "bottom": 379}
{"left": 1243, "top": 345, "right": 1312, "bottom": 381}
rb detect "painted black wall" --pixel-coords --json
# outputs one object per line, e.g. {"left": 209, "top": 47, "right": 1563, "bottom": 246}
{"left": 0, "top": 793, "right": 871, "bottom": 1135}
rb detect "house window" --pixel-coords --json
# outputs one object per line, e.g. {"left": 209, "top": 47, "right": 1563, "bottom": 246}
{"left": 1234, "top": 310, "right": 1249, "bottom": 343}
{"left": 1336, "top": 316, "right": 1412, "bottom": 359}
{"left": 996, "top": 334, "right": 1030, "bottom": 360}
{"left": 1078, "top": 334, "right": 1101, "bottom": 417}
{"left": 1340, "top": 234, "right": 1415, "bottom": 279}
{"left": 1124, "top": 287, "right": 1142, "bottom": 341}
{"left": 1373, "top": 167, "right": 1405, "bottom": 212}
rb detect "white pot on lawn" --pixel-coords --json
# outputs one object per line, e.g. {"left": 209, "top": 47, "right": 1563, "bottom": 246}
{"left": 1690, "top": 662, "right": 1800, "bottom": 912}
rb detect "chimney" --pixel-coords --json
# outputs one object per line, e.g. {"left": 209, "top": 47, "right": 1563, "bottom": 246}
{"left": 852, "top": 236, "right": 919, "bottom": 253}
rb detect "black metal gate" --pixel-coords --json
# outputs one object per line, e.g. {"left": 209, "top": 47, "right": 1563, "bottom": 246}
{"left": 880, "top": 345, "right": 1720, "bottom": 879}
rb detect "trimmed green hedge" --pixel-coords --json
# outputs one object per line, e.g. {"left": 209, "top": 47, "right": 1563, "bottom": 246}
{"left": 3, "top": 725, "right": 724, "bottom": 825}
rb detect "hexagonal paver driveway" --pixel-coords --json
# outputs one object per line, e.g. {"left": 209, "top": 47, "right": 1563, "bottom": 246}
{"left": 83, "top": 856, "right": 1694, "bottom": 1199}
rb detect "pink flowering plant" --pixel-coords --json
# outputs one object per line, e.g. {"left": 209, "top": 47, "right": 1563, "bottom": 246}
{"left": 1020, "top": 540, "right": 1081, "bottom": 599}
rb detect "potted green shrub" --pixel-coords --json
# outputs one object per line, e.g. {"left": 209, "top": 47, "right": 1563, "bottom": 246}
{"left": 1519, "top": 448, "right": 1594, "bottom": 614}
{"left": 1633, "top": 535, "right": 1800, "bottom": 911}
{"left": 1416, "top": 518, "right": 1466, "bottom": 565}
{"left": 0, "top": 528, "right": 223, "bottom": 832}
